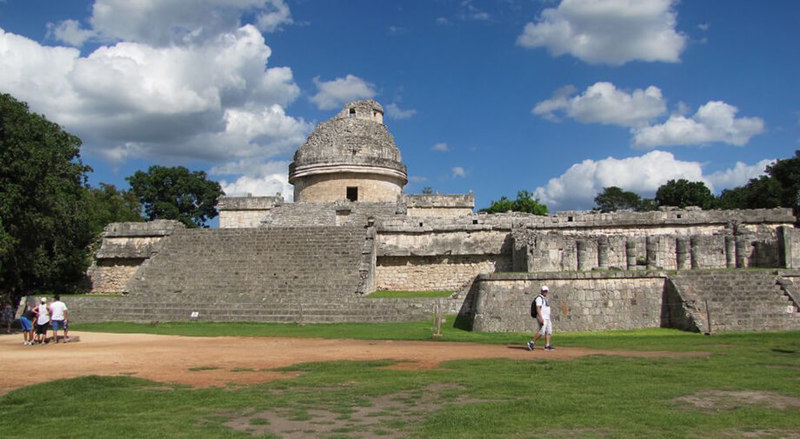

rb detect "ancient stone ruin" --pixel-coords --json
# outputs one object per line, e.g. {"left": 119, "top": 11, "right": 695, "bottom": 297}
{"left": 78, "top": 100, "right": 800, "bottom": 333}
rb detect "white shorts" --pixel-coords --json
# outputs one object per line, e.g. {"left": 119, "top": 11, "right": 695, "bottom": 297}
{"left": 538, "top": 319, "right": 553, "bottom": 335}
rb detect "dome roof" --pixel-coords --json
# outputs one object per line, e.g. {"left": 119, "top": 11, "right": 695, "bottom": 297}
{"left": 289, "top": 100, "right": 406, "bottom": 182}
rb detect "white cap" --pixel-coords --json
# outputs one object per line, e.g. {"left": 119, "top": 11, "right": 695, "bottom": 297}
{"left": 540, "top": 285, "right": 549, "bottom": 292}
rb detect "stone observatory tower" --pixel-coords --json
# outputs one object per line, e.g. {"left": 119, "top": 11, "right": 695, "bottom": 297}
{"left": 289, "top": 100, "right": 408, "bottom": 203}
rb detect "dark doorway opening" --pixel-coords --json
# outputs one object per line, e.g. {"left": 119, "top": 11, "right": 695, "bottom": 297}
{"left": 346, "top": 186, "right": 358, "bottom": 202}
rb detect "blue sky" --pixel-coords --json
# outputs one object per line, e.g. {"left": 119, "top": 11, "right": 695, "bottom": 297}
{"left": 1, "top": 0, "right": 798, "bottom": 213}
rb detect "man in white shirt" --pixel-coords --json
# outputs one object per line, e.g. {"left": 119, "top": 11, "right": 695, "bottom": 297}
{"left": 527, "top": 285, "right": 554, "bottom": 351}
{"left": 49, "top": 294, "right": 69, "bottom": 343}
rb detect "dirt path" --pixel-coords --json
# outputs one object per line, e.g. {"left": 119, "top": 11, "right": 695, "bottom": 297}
{"left": 0, "top": 332, "right": 706, "bottom": 395}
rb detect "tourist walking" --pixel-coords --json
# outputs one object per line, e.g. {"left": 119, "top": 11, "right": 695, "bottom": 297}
{"left": 49, "top": 294, "right": 69, "bottom": 343}
{"left": 527, "top": 285, "right": 554, "bottom": 351}
{"left": 34, "top": 298, "right": 50, "bottom": 344}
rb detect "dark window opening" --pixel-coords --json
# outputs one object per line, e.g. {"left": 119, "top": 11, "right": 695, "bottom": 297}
{"left": 349, "top": 108, "right": 356, "bottom": 117}
{"left": 567, "top": 216, "right": 573, "bottom": 222}
{"left": 473, "top": 219, "right": 478, "bottom": 225}
{"left": 346, "top": 186, "right": 358, "bottom": 202}
{"left": 677, "top": 214, "right": 682, "bottom": 219}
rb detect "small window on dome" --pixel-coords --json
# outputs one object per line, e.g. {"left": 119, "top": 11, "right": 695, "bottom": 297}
{"left": 349, "top": 108, "right": 356, "bottom": 117}
{"left": 347, "top": 186, "right": 358, "bottom": 202}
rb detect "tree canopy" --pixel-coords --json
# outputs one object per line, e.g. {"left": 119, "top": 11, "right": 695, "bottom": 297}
{"left": 479, "top": 190, "right": 548, "bottom": 215}
{"left": 0, "top": 93, "right": 93, "bottom": 300}
{"left": 84, "top": 183, "right": 143, "bottom": 236}
{"left": 594, "top": 186, "right": 644, "bottom": 212}
{"left": 655, "top": 179, "right": 715, "bottom": 209}
{"left": 127, "top": 165, "right": 223, "bottom": 228}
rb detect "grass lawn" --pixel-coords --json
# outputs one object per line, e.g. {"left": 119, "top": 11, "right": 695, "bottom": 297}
{"left": 2, "top": 322, "right": 798, "bottom": 438}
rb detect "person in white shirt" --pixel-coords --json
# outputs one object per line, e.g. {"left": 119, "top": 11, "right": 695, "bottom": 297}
{"left": 49, "top": 294, "right": 69, "bottom": 343}
{"left": 34, "top": 297, "right": 50, "bottom": 344}
{"left": 527, "top": 285, "right": 554, "bottom": 351}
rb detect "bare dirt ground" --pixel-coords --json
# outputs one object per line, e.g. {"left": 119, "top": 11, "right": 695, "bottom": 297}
{"left": 0, "top": 331, "right": 707, "bottom": 395}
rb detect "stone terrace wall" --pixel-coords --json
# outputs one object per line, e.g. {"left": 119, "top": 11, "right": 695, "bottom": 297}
{"left": 469, "top": 272, "right": 667, "bottom": 332}
{"left": 376, "top": 216, "right": 513, "bottom": 291}
{"left": 263, "top": 201, "right": 401, "bottom": 227}
{"left": 512, "top": 208, "right": 795, "bottom": 272}
{"left": 402, "top": 193, "right": 475, "bottom": 218}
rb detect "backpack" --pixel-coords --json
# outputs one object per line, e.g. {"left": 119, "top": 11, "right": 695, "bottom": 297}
{"left": 530, "top": 295, "right": 543, "bottom": 318}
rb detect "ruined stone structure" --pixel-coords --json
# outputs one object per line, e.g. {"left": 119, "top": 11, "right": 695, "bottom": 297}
{"left": 79, "top": 100, "right": 800, "bottom": 333}
{"left": 289, "top": 100, "right": 407, "bottom": 203}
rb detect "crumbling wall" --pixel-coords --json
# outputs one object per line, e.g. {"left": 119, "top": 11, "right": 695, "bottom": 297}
{"left": 87, "top": 220, "right": 183, "bottom": 295}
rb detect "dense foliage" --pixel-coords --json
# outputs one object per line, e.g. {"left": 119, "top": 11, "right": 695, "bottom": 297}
{"left": 84, "top": 183, "right": 143, "bottom": 236}
{"left": 655, "top": 179, "right": 716, "bottom": 209}
{"left": 594, "top": 186, "right": 646, "bottom": 212}
{"left": 479, "top": 190, "right": 548, "bottom": 215}
{"left": 127, "top": 165, "right": 223, "bottom": 228}
{"left": 0, "top": 94, "right": 93, "bottom": 301}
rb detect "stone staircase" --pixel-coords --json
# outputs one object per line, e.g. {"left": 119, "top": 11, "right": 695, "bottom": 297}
{"left": 667, "top": 270, "right": 800, "bottom": 332}
{"left": 68, "top": 295, "right": 447, "bottom": 324}
{"left": 71, "top": 224, "right": 458, "bottom": 324}
{"left": 125, "top": 227, "right": 366, "bottom": 302}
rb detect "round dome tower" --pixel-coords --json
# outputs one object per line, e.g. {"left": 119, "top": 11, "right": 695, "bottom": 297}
{"left": 289, "top": 100, "right": 408, "bottom": 203}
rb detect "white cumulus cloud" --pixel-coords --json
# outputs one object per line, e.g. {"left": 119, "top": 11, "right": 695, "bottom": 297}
{"left": 633, "top": 101, "right": 765, "bottom": 148}
{"left": 85, "top": 0, "right": 293, "bottom": 47}
{"left": 452, "top": 166, "right": 467, "bottom": 178}
{"left": 0, "top": 1, "right": 307, "bottom": 169}
{"left": 534, "top": 82, "right": 666, "bottom": 127}
{"left": 431, "top": 142, "right": 450, "bottom": 152}
{"left": 517, "top": 0, "right": 686, "bottom": 65}
{"left": 705, "top": 159, "right": 773, "bottom": 190}
{"left": 310, "top": 75, "right": 377, "bottom": 110}
{"left": 212, "top": 159, "right": 293, "bottom": 200}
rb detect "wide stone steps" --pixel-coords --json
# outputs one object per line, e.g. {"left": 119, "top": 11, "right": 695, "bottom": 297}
{"left": 669, "top": 270, "right": 800, "bottom": 332}
{"left": 69, "top": 297, "right": 443, "bottom": 324}
{"left": 126, "top": 227, "right": 366, "bottom": 300}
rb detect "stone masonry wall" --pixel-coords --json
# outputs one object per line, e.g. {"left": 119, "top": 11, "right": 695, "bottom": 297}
{"left": 86, "top": 259, "right": 142, "bottom": 295}
{"left": 376, "top": 254, "right": 512, "bottom": 291}
{"left": 88, "top": 220, "right": 184, "bottom": 295}
{"left": 294, "top": 172, "right": 403, "bottom": 203}
{"left": 218, "top": 195, "right": 283, "bottom": 228}
{"left": 470, "top": 272, "right": 666, "bottom": 332}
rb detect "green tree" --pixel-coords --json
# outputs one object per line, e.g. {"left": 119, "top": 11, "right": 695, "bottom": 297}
{"left": 480, "top": 190, "right": 548, "bottom": 215}
{"left": 84, "top": 183, "right": 144, "bottom": 236}
{"left": 421, "top": 186, "right": 433, "bottom": 195}
{"left": 766, "top": 150, "right": 800, "bottom": 209}
{"left": 0, "top": 93, "right": 93, "bottom": 301}
{"left": 594, "top": 186, "right": 643, "bottom": 212}
{"left": 127, "top": 166, "right": 223, "bottom": 228}
{"left": 655, "top": 179, "right": 716, "bottom": 209}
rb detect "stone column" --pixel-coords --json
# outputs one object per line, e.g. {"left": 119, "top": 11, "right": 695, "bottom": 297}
{"left": 597, "top": 237, "right": 609, "bottom": 269}
{"left": 690, "top": 236, "right": 700, "bottom": 269}
{"left": 577, "top": 240, "right": 588, "bottom": 271}
{"left": 735, "top": 234, "right": 749, "bottom": 268}
{"left": 626, "top": 239, "right": 637, "bottom": 270}
{"left": 725, "top": 235, "right": 736, "bottom": 268}
{"left": 676, "top": 236, "right": 690, "bottom": 270}
{"left": 646, "top": 236, "right": 658, "bottom": 270}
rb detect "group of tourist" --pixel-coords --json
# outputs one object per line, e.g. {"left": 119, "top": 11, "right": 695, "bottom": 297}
{"left": 17, "top": 295, "right": 70, "bottom": 345}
